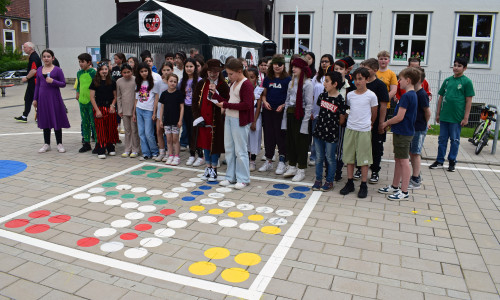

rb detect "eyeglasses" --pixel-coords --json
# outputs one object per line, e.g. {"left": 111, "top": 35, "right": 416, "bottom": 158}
{"left": 274, "top": 62, "right": 284, "bottom": 67}
{"left": 321, "top": 60, "right": 330, "bottom": 63}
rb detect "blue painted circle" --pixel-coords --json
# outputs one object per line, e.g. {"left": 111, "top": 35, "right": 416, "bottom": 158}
{"left": 293, "top": 186, "right": 310, "bottom": 192}
{"left": 182, "top": 196, "right": 196, "bottom": 201}
{"left": 273, "top": 184, "right": 290, "bottom": 190}
{"left": 289, "top": 192, "right": 306, "bottom": 199}
{"left": 191, "top": 191, "right": 204, "bottom": 196}
{"left": 267, "top": 190, "right": 284, "bottom": 196}
{"left": 198, "top": 185, "right": 212, "bottom": 190}
{"left": 0, "top": 160, "right": 27, "bottom": 179}
{"left": 206, "top": 181, "right": 218, "bottom": 185}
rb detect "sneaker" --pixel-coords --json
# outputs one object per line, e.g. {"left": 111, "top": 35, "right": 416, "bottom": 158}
{"left": 139, "top": 156, "right": 149, "bottom": 161}
{"left": 203, "top": 167, "right": 211, "bottom": 180}
{"left": 171, "top": 156, "right": 180, "bottom": 165}
{"left": 186, "top": 156, "right": 196, "bottom": 166}
{"left": 155, "top": 153, "right": 165, "bottom": 162}
{"left": 129, "top": 152, "right": 138, "bottom": 158}
{"left": 92, "top": 147, "right": 98, "bottom": 154}
{"left": 312, "top": 180, "right": 322, "bottom": 191}
{"left": 358, "top": 183, "right": 368, "bottom": 198}
{"left": 353, "top": 169, "right": 362, "bottom": 180}
{"left": 165, "top": 155, "right": 174, "bottom": 165}
{"left": 387, "top": 190, "right": 409, "bottom": 201}
{"left": 261, "top": 155, "right": 267, "bottom": 161}
{"left": 447, "top": 161, "right": 456, "bottom": 172}
{"left": 14, "top": 116, "right": 27, "bottom": 123}
{"left": 321, "top": 181, "right": 334, "bottom": 192}
{"left": 340, "top": 180, "right": 355, "bottom": 195}
{"left": 292, "top": 169, "right": 305, "bottom": 182}
{"left": 369, "top": 172, "right": 379, "bottom": 184}
{"left": 259, "top": 161, "right": 273, "bottom": 172}
{"left": 152, "top": 155, "right": 159, "bottom": 161}
{"left": 275, "top": 162, "right": 286, "bottom": 175}
{"left": 119, "top": 125, "right": 125, "bottom": 134}
{"left": 308, "top": 159, "right": 316, "bottom": 166}
{"left": 378, "top": 185, "right": 400, "bottom": 194}
{"left": 208, "top": 168, "right": 218, "bottom": 182}
{"left": 219, "top": 180, "right": 234, "bottom": 186}
{"left": 79, "top": 143, "right": 92, "bottom": 153}
{"left": 98, "top": 154, "right": 106, "bottom": 159}
{"left": 180, "top": 146, "right": 188, "bottom": 152}
{"left": 56, "top": 144, "right": 66, "bottom": 153}
{"left": 272, "top": 154, "right": 277, "bottom": 162}
{"left": 38, "top": 144, "right": 51, "bottom": 153}
{"left": 108, "top": 151, "right": 116, "bottom": 156}
{"left": 335, "top": 172, "right": 342, "bottom": 182}
{"left": 429, "top": 161, "right": 444, "bottom": 169}
{"left": 283, "top": 166, "right": 297, "bottom": 178}
{"left": 162, "top": 155, "right": 169, "bottom": 162}
{"left": 234, "top": 182, "right": 249, "bottom": 190}
{"left": 408, "top": 176, "right": 421, "bottom": 190}
{"left": 249, "top": 161, "right": 256, "bottom": 171}
{"left": 121, "top": 152, "right": 130, "bottom": 158}
{"left": 193, "top": 157, "right": 204, "bottom": 167}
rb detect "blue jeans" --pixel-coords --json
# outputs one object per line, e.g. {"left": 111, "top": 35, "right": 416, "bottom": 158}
{"left": 136, "top": 108, "right": 159, "bottom": 157}
{"left": 224, "top": 116, "right": 250, "bottom": 183}
{"left": 203, "top": 149, "right": 220, "bottom": 166}
{"left": 314, "top": 137, "right": 337, "bottom": 182}
{"left": 309, "top": 118, "right": 318, "bottom": 161}
{"left": 437, "top": 121, "right": 462, "bottom": 163}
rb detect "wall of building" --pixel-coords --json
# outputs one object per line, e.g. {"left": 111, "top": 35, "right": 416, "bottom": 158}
{"left": 0, "top": 18, "right": 30, "bottom": 51}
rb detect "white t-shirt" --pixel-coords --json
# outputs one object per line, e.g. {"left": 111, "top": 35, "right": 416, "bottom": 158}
{"left": 136, "top": 79, "right": 160, "bottom": 111}
{"left": 346, "top": 90, "right": 378, "bottom": 132}
{"left": 152, "top": 72, "right": 162, "bottom": 82}
{"left": 173, "top": 67, "right": 183, "bottom": 82}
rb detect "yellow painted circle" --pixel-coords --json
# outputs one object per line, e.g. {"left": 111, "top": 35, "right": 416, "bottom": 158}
{"left": 261, "top": 226, "right": 281, "bottom": 234}
{"left": 248, "top": 214, "right": 264, "bottom": 221}
{"left": 234, "top": 253, "right": 261, "bottom": 266}
{"left": 190, "top": 205, "right": 205, "bottom": 212}
{"left": 208, "top": 208, "right": 224, "bottom": 215}
{"left": 228, "top": 211, "right": 243, "bottom": 218}
{"left": 204, "top": 247, "right": 230, "bottom": 260}
{"left": 221, "top": 267, "right": 250, "bottom": 283}
{"left": 188, "top": 261, "right": 216, "bottom": 275}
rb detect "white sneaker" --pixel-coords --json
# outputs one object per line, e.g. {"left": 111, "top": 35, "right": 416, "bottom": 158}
{"left": 108, "top": 151, "right": 116, "bottom": 156}
{"left": 56, "top": 144, "right": 65, "bottom": 153}
{"left": 155, "top": 153, "right": 165, "bottom": 162}
{"left": 261, "top": 155, "right": 267, "bottom": 161}
{"left": 234, "top": 182, "right": 249, "bottom": 190}
{"left": 165, "top": 155, "right": 174, "bottom": 165}
{"left": 275, "top": 162, "right": 286, "bottom": 175}
{"left": 219, "top": 180, "right": 234, "bottom": 186}
{"left": 162, "top": 155, "right": 169, "bottom": 162}
{"left": 180, "top": 146, "right": 188, "bottom": 152}
{"left": 152, "top": 155, "right": 159, "bottom": 161}
{"left": 258, "top": 161, "right": 273, "bottom": 172}
{"left": 249, "top": 161, "right": 256, "bottom": 171}
{"left": 38, "top": 144, "right": 51, "bottom": 153}
{"left": 121, "top": 152, "right": 130, "bottom": 158}
{"left": 186, "top": 156, "right": 195, "bottom": 166}
{"left": 98, "top": 154, "right": 106, "bottom": 159}
{"left": 272, "top": 154, "right": 277, "bottom": 162}
{"left": 378, "top": 185, "right": 400, "bottom": 194}
{"left": 193, "top": 157, "right": 204, "bottom": 167}
{"left": 308, "top": 159, "right": 316, "bottom": 166}
{"left": 283, "top": 166, "right": 297, "bottom": 178}
{"left": 292, "top": 169, "right": 305, "bottom": 182}
{"left": 171, "top": 156, "right": 180, "bottom": 165}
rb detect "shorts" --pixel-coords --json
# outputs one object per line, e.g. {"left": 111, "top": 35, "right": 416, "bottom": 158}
{"left": 342, "top": 128, "right": 372, "bottom": 166}
{"left": 393, "top": 134, "right": 413, "bottom": 159}
{"left": 410, "top": 129, "right": 428, "bottom": 155}
{"left": 164, "top": 125, "right": 180, "bottom": 135}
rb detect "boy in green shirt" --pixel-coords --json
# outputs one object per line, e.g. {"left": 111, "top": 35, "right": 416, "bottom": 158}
{"left": 429, "top": 57, "right": 475, "bottom": 172}
{"left": 76, "top": 53, "right": 97, "bottom": 152}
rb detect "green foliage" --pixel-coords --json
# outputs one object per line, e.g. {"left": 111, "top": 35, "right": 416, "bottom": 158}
{"left": 0, "top": 0, "right": 11, "bottom": 15}
{"left": 0, "top": 44, "right": 27, "bottom": 73}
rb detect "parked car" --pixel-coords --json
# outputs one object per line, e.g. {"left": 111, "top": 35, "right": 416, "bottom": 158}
{"left": 0, "top": 70, "right": 28, "bottom": 79}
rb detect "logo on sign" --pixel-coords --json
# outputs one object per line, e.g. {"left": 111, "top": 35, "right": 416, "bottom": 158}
{"left": 144, "top": 13, "right": 161, "bottom": 32}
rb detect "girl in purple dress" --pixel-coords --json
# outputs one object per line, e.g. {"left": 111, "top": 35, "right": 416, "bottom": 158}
{"left": 33, "top": 49, "right": 70, "bottom": 153}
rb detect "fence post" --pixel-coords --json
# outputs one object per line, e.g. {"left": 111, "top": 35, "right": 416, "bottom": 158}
{"left": 434, "top": 70, "right": 442, "bottom": 125}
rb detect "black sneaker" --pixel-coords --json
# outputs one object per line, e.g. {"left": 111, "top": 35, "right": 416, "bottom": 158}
{"left": 79, "top": 143, "right": 92, "bottom": 153}
{"left": 358, "top": 182, "right": 368, "bottom": 198}
{"left": 14, "top": 116, "right": 27, "bottom": 123}
{"left": 447, "top": 161, "right": 456, "bottom": 172}
{"left": 334, "top": 172, "right": 342, "bottom": 182}
{"left": 353, "top": 169, "right": 361, "bottom": 180}
{"left": 369, "top": 172, "right": 379, "bottom": 184}
{"left": 92, "top": 147, "right": 98, "bottom": 154}
{"left": 340, "top": 180, "right": 355, "bottom": 195}
{"left": 429, "top": 161, "right": 443, "bottom": 169}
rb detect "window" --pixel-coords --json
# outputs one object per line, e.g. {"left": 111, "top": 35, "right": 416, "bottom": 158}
{"left": 21, "top": 21, "right": 29, "bottom": 33}
{"left": 279, "top": 13, "right": 313, "bottom": 57}
{"left": 333, "top": 13, "right": 370, "bottom": 61}
{"left": 391, "top": 13, "right": 430, "bottom": 65}
{"left": 3, "top": 30, "right": 15, "bottom": 51}
{"left": 453, "top": 13, "right": 495, "bottom": 67}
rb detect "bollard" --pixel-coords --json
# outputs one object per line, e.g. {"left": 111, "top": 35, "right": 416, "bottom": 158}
{"left": 490, "top": 105, "right": 499, "bottom": 154}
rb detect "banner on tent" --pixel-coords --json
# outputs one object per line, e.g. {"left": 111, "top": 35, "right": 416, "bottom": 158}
{"left": 212, "top": 46, "right": 237, "bottom": 64}
{"left": 241, "top": 47, "right": 259, "bottom": 66}
{"left": 139, "top": 10, "right": 162, "bottom": 37}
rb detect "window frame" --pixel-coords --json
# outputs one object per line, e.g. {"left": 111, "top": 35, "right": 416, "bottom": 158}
{"left": 3, "top": 29, "right": 15, "bottom": 51}
{"left": 452, "top": 12, "right": 496, "bottom": 69}
{"left": 21, "top": 21, "right": 29, "bottom": 33}
{"left": 332, "top": 12, "right": 371, "bottom": 62}
{"left": 279, "top": 12, "right": 314, "bottom": 57}
{"left": 390, "top": 12, "right": 432, "bottom": 66}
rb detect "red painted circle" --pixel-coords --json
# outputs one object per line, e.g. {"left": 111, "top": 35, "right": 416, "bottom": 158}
{"left": 25, "top": 224, "right": 50, "bottom": 234}
{"left": 120, "top": 232, "right": 138, "bottom": 240}
{"left": 134, "top": 224, "right": 152, "bottom": 231}
{"left": 77, "top": 237, "right": 100, "bottom": 247}
{"left": 148, "top": 216, "right": 164, "bottom": 223}
{"left": 48, "top": 215, "right": 71, "bottom": 223}
{"left": 160, "top": 209, "right": 176, "bottom": 216}
{"left": 5, "top": 219, "right": 29, "bottom": 228}
{"left": 29, "top": 210, "right": 51, "bottom": 218}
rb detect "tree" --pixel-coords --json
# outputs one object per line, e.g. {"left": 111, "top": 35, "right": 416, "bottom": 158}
{"left": 0, "top": 0, "right": 12, "bottom": 16}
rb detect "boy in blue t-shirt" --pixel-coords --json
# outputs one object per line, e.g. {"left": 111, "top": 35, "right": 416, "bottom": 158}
{"left": 378, "top": 67, "right": 420, "bottom": 201}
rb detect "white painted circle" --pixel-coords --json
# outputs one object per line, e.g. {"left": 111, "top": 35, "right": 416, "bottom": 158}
{"left": 131, "top": 187, "right": 147, "bottom": 193}
{"left": 104, "top": 199, "right": 122, "bottom": 206}
{"left": 172, "top": 187, "right": 188, "bottom": 193}
{"left": 88, "top": 196, "right": 106, "bottom": 203}
{"left": 216, "top": 187, "right": 232, "bottom": 193}
{"left": 121, "top": 202, "right": 139, "bottom": 209}
{"left": 140, "top": 238, "right": 163, "bottom": 248}
{"left": 256, "top": 206, "right": 274, "bottom": 214}
{"left": 218, "top": 219, "right": 238, "bottom": 227}
{"left": 209, "top": 193, "right": 225, "bottom": 199}
{"left": 218, "top": 200, "right": 235, "bottom": 208}
{"left": 178, "top": 212, "right": 198, "bottom": 220}
{"left": 124, "top": 247, "right": 148, "bottom": 259}
{"left": 100, "top": 241, "right": 124, "bottom": 252}
{"left": 162, "top": 192, "right": 179, "bottom": 198}
{"left": 167, "top": 220, "right": 188, "bottom": 228}
{"left": 110, "top": 219, "right": 131, "bottom": 228}
{"left": 275, "top": 209, "right": 293, "bottom": 217}
{"left": 116, "top": 184, "right": 132, "bottom": 190}
{"left": 236, "top": 204, "right": 254, "bottom": 211}
{"left": 189, "top": 178, "right": 203, "bottom": 183}
{"left": 88, "top": 187, "right": 105, "bottom": 193}
{"left": 181, "top": 182, "right": 196, "bottom": 187}
{"left": 146, "top": 189, "right": 163, "bottom": 196}
{"left": 239, "top": 223, "right": 260, "bottom": 231}
{"left": 94, "top": 228, "right": 117, "bottom": 237}
{"left": 154, "top": 228, "right": 175, "bottom": 238}
{"left": 73, "top": 193, "right": 91, "bottom": 199}
{"left": 198, "top": 216, "right": 217, "bottom": 224}
{"left": 200, "top": 198, "right": 218, "bottom": 205}
{"left": 125, "top": 212, "right": 145, "bottom": 220}
{"left": 268, "top": 217, "right": 287, "bottom": 226}
{"left": 138, "top": 205, "right": 157, "bottom": 213}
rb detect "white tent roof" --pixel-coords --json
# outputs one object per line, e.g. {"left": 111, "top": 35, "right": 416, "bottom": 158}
{"left": 154, "top": 0, "right": 268, "bottom": 44}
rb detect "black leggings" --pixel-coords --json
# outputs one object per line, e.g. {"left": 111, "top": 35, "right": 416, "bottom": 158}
{"left": 43, "top": 129, "right": 62, "bottom": 145}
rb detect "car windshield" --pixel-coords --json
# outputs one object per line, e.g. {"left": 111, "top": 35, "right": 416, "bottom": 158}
{"left": 0, "top": 71, "right": 13, "bottom": 78}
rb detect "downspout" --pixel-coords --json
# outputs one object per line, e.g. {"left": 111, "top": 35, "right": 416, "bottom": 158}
{"left": 44, "top": 0, "right": 49, "bottom": 48}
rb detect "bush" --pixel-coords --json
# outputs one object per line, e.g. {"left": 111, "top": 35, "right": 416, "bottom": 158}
{"left": 0, "top": 45, "right": 27, "bottom": 73}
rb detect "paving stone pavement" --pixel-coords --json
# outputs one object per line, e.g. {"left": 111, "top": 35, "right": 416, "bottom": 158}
{"left": 1, "top": 84, "right": 500, "bottom": 299}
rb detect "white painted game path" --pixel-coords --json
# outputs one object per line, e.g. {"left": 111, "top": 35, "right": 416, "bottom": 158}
{"left": 0, "top": 162, "right": 323, "bottom": 300}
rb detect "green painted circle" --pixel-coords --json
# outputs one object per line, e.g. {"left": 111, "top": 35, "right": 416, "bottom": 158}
{"left": 137, "top": 196, "right": 151, "bottom": 202}
{"left": 158, "top": 168, "right": 173, "bottom": 173}
{"left": 102, "top": 182, "right": 117, "bottom": 187}
{"left": 131, "top": 171, "right": 146, "bottom": 175}
{"left": 105, "top": 191, "right": 119, "bottom": 196}
{"left": 147, "top": 173, "right": 163, "bottom": 178}
{"left": 154, "top": 200, "right": 168, "bottom": 205}
{"left": 121, "top": 193, "right": 135, "bottom": 199}
{"left": 142, "top": 166, "right": 157, "bottom": 170}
